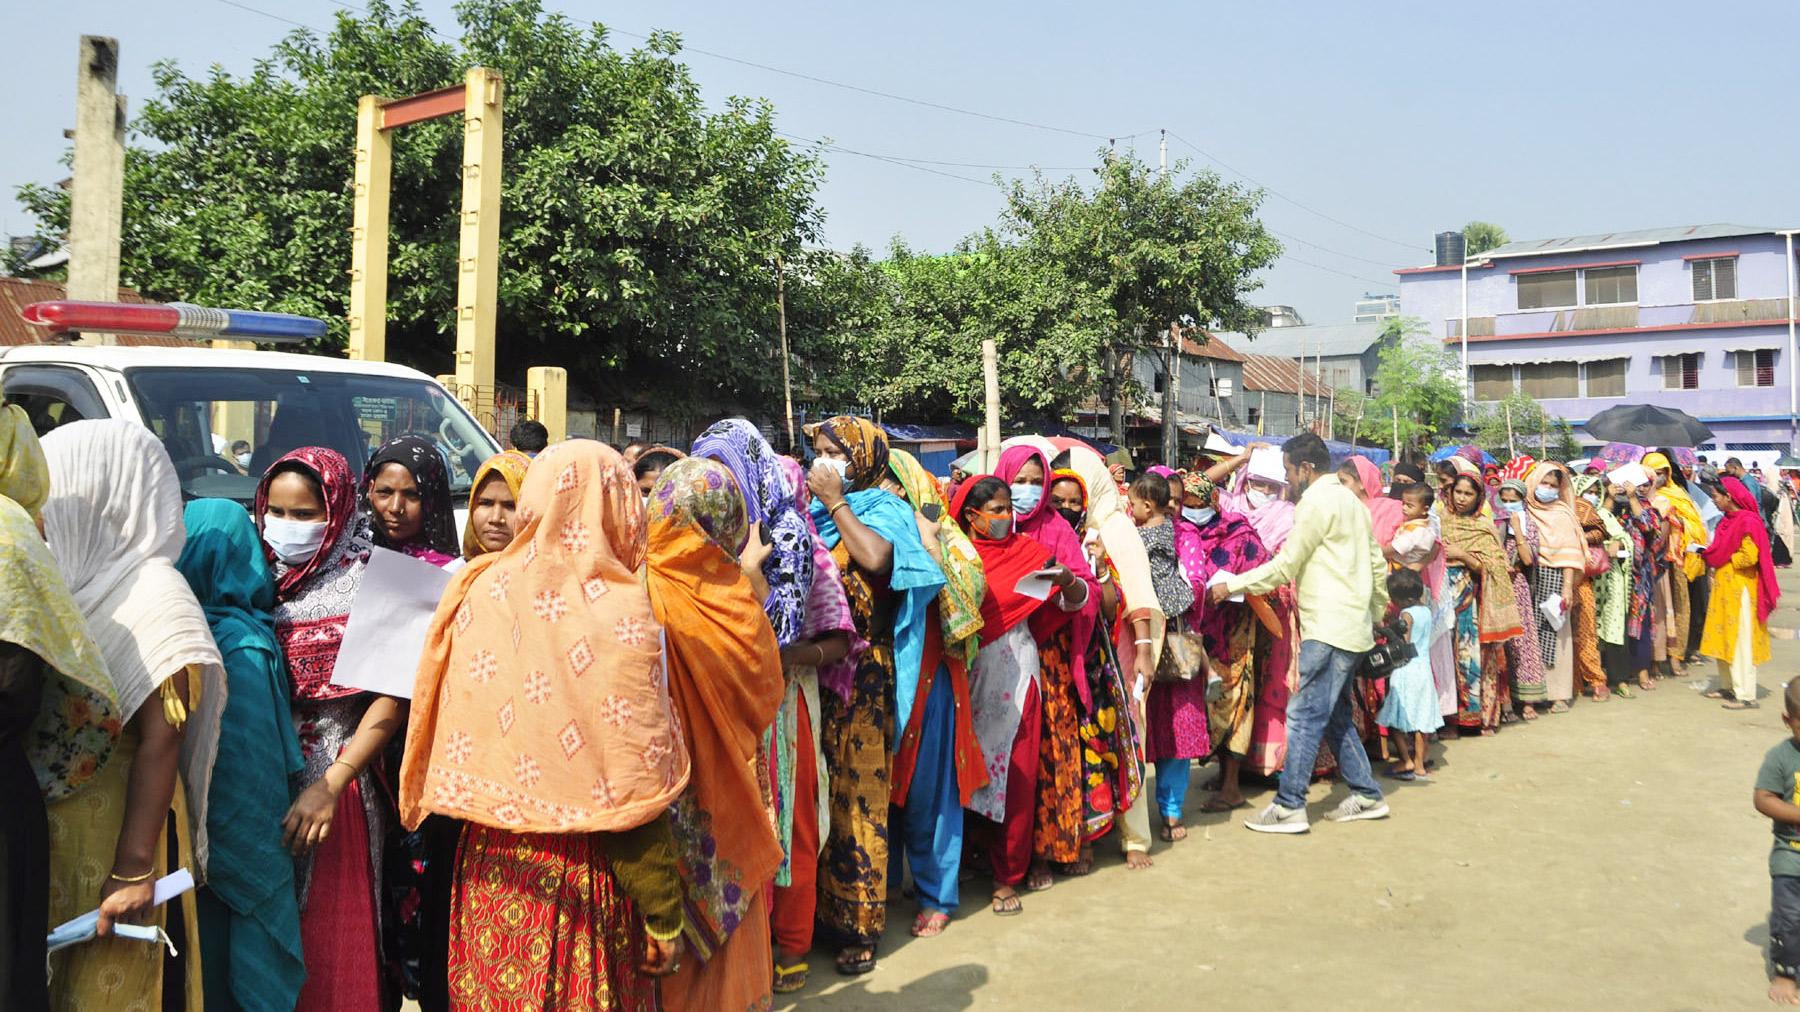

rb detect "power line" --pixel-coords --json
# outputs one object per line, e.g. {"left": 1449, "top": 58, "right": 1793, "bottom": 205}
{"left": 216, "top": 0, "right": 324, "bottom": 29}
{"left": 1165, "top": 130, "right": 1421, "bottom": 254}
{"left": 777, "top": 133, "right": 1002, "bottom": 188}
{"left": 1278, "top": 254, "right": 1395, "bottom": 288}
{"left": 1266, "top": 228, "right": 1404, "bottom": 270}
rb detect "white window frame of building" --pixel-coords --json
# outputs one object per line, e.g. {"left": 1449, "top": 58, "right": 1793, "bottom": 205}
{"left": 1691, "top": 256, "right": 1738, "bottom": 302}
{"left": 1582, "top": 265, "right": 1638, "bottom": 306}
{"left": 1737, "top": 348, "right": 1777, "bottom": 388}
{"left": 1661, "top": 352, "right": 1702, "bottom": 391}
{"left": 1581, "top": 358, "right": 1628, "bottom": 398}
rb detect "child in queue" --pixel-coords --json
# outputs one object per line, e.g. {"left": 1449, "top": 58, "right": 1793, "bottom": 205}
{"left": 1129, "top": 473, "right": 1207, "bottom": 841}
{"left": 1753, "top": 679, "right": 1800, "bottom": 1005}
{"left": 1387, "top": 483, "right": 1439, "bottom": 572}
{"left": 1376, "top": 568, "right": 1440, "bottom": 780}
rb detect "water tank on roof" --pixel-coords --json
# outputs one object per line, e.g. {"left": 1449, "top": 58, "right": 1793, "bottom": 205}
{"left": 1435, "top": 231, "right": 1466, "bottom": 267}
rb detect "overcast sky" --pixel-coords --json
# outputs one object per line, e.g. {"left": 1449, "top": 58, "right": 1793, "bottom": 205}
{"left": 9, "top": 0, "right": 1797, "bottom": 327}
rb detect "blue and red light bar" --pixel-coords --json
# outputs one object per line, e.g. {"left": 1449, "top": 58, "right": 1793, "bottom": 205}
{"left": 20, "top": 301, "right": 326, "bottom": 344}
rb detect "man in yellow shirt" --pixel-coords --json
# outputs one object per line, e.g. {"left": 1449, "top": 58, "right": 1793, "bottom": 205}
{"left": 1210, "top": 433, "right": 1390, "bottom": 834}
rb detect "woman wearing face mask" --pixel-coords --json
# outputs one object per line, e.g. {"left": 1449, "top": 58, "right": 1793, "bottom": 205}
{"left": 462, "top": 450, "right": 531, "bottom": 559}
{"left": 1576, "top": 476, "right": 1637, "bottom": 698}
{"left": 1494, "top": 478, "right": 1546, "bottom": 717}
{"left": 1440, "top": 474, "right": 1523, "bottom": 735}
{"left": 1045, "top": 468, "right": 1143, "bottom": 859}
{"left": 1568, "top": 468, "right": 1613, "bottom": 701}
{"left": 41, "top": 421, "right": 227, "bottom": 1009}
{"left": 363, "top": 435, "right": 459, "bottom": 566}
{"left": 994, "top": 441, "right": 1101, "bottom": 887}
{"left": 1699, "top": 476, "right": 1781, "bottom": 709}
{"left": 879, "top": 447, "right": 987, "bottom": 940}
{"left": 803, "top": 417, "right": 945, "bottom": 976}
{"left": 1173, "top": 473, "right": 1271, "bottom": 813}
{"left": 1644, "top": 450, "right": 1705, "bottom": 677}
{"left": 951, "top": 476, "right": 1089, "bottom": 915}
{"left": 257, "top": 447, "right": 404, "bottom": 1010}
{"left": 1512, "top": 462, "right": 1586, "bottom": 713}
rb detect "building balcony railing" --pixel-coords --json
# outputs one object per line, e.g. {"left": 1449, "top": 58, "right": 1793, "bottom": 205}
{"left": 1446, "top": 298, "right": 1791, "bottom": 341}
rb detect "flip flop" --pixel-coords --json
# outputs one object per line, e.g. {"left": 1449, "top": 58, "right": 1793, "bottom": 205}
{"left": 773, "top": 960, "right": 809, "bottom": 994}
{"left": 1724, "top": 699, "right": 1761, "bottom": 710}
{"left": 834, "top": 947, "right": 877, "bottom": 976}
{"left": 1199, "top": 796, "right": 1249, "bottom": 813}
{"left": 1385, "top": 769, "right": 1417, "bottom": 781}
{"left": 991, "top": 892, "right": 1023, "bottom": 917}
{"left": 910, "top": 910, "right": 950, "bottom": 938}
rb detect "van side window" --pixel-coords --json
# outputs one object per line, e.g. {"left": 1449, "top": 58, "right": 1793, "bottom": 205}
{"left": 1, "top": 365, "right": 108, "bottom": 436}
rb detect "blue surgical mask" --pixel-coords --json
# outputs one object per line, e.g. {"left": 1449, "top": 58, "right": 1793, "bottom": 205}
{"left": 1501, "top": 500, "right": 1524, "bottom": 516}
{"left": 1009, "top": 483, "right": 1043, "bottom": 516}
{"left": 1533, "top": 486, "right": 1559, "bottom": 504}
{"left": 1181, "top": 506, "right": 1216, "bottom": 526}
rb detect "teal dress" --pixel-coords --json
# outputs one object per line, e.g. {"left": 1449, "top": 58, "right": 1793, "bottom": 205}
{"left": 176, "top": 500, "right": 307, "bottom": 1012}
{"left": 1377, "top": 605, "right": 1443, "bottom": 734}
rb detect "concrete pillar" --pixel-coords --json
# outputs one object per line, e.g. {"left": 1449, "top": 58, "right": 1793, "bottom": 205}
{"left": 67, "top": 35, "right": 126, "bottom": 346}
{"left": 453, "top": 68, "right": 504, "bottom": 426}
{"left": 348, "top": 94, "right": 392, "bottom": 362}
{"left": 526, "top": 366, "right": 567, "bottom": 444}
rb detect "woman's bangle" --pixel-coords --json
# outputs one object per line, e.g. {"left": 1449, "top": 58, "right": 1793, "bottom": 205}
{"left": 829, "top": 500, "right": 851, "bottom": 518}
{"left": 328, "top": 759, "right": 357, "bottom": 780}
{"left": 1135, "top": 638, "right": 1155, "bottom": 646}
{"left": 812, "top": 643, "right": 826, "bottom": 667}
{"left": 109, "top": 867, "right": 155, "bottom": 883}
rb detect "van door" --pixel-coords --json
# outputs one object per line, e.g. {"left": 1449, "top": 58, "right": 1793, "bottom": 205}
{"left": 1, "top": 364, "right": 110, "bottom": 436}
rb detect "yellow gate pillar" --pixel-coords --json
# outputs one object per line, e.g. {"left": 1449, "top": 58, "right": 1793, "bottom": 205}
{"left": 526, "top": 366, "right": 567, "bottom": 444}
{"left": 454, "top": 68, "right": 504, "bottom": 426}
{"left": 347, "top": 94, "right": 391, "bottom": 363}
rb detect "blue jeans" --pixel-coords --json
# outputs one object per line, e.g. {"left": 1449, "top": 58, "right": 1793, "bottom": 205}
{"left": 1274, "top": 640, "right": 1383, "bottom": 811}
{"left": 1154, "top": 759, "right": 1191, "bottom": 820}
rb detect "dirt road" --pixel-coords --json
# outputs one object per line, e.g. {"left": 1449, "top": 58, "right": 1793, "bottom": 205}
{"left": 782, "top": 567, "right": 1800, "bottom": 1011}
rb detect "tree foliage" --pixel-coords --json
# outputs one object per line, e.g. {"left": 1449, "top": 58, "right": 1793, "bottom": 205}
{"left": 1368, "top": 316, "right": 1462, "bottom": 452}
{"left": 1463, "top": 220, "right": 1509, "bottom": 256}
{"left": 1469, "top": 390, "right": 1580, "bottom": 461}
{"left": 16, "top": 0, "right": 823, "bottom": 408}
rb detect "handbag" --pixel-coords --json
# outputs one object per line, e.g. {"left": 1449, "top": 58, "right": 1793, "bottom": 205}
{"left": 1155, "top": 616, "right": 1208, "bottom": 682}
{"left": 1584, "top": 544, "right": 1610, "bottom": 578}
{"left": 1356, "top": 615, "right": 1416, "bottom": 681}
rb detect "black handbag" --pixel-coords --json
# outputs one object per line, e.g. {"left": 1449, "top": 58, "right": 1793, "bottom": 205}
{"left": 1356, "top": 615, "right": 1416, "bottom": 680}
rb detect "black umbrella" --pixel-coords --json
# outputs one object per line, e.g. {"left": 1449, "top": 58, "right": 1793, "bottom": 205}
{"left": 1581, "top": 404, "right": 1713, "bottom": 447}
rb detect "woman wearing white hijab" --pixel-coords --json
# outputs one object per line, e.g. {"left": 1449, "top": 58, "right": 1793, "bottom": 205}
{"left": 41, "top": 420, "right": 225, "bottom": 1008}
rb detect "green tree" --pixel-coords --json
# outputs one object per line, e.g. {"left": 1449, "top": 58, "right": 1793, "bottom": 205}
{"left": 1470, "top": 390, "right": 1580, "bottom": 461}
{"left": 1369, "top": 316, "right": 1462, "bottom": 452}
{"left": 997, "top": 153, "right": 1281, "bottom": 439}
{"left": 1464, "top": 220, "right": 1509, "bottom": 256}
{"left": 16, "top": 0, "right": 824, "bottom": 412}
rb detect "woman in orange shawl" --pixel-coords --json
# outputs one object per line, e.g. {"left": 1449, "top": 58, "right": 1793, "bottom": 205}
{"left": 401, "top": 440, "right": 689, "bottom": 1010}
{"left": 645, "top": 457, "right": 786, "bottom": 1012}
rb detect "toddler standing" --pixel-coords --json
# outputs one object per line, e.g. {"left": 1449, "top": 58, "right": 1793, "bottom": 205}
{"left": 1376, "top": 568, "right": 1441, "bottom": 779}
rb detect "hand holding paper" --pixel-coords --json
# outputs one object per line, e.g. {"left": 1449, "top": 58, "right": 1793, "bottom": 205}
{"left": 1206, "top": 569, "right": 1243, "bottom": 604}
{"left": 1014, "top": 566, "right": 1062, "bottom": 601}
{"left": 1539, "top": 593, "right": 1567, "bottom": 631}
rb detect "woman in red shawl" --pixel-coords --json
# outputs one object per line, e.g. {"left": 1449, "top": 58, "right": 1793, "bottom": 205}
{"left": 993, "top": 444, "right": 1100, "bottom": 889}
{"left": 1700, "top": 476, "right": 1780, "bottom": 709}
{"left": 951, "top": 476, "right": 1092, "bottom": 914}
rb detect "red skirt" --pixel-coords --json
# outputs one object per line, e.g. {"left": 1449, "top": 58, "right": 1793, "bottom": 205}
{"left": 450, "top": 825, "right": 656, "bottom": 1011}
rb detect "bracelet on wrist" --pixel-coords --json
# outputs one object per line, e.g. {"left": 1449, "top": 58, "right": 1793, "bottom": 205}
{"left": 109, "top": 867, "right": 156, "bottom": 884}
{"left": 1134, "top": 638, "right": 1155, "bottom": 646}
{"left": 829, "top": 500, "right": 851, "bottom": 517}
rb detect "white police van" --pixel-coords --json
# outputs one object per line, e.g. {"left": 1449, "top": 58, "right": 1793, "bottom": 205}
{"left": 0, "top": 344, "right": 501, "bottom": 519}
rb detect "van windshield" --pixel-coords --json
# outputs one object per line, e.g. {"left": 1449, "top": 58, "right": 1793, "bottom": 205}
{"left": 125, "top": 366, "right": 501, "bottom": 505}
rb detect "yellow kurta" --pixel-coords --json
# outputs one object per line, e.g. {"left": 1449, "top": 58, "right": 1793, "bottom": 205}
{"left": 1699, "top": 536, "right": 1771, "bottom": 667}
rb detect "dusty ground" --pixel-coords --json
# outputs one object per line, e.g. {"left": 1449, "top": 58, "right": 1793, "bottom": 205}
{"left": 781, "top": 566, "right": 1800, "bottom": 1011}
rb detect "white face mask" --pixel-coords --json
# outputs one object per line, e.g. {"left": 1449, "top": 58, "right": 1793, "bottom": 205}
{"left": 262, "top": 515, "right": 329, "bottom": 565}
{"left": 1181, "top": 506, "right": 1215, "bottom": 526}
{"left": 1246, "top": 489, "right": 1275, "bottom": 510}
{"left": 236, "top": 451, "right": 252, "bottom": 468}
{"left": 1533, "top": 486, "right": 1560, "bottom": 504}
{"left": 816, "top": 457, "right": 851, "bottom": 493}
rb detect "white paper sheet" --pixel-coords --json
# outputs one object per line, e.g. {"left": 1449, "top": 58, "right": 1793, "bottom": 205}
{"left": 1539, "top": 593, "right": 1567, "bottom": 631}
{"left": 1206, "top": 568, "right": 1244, "bottom": 603}
{"left": 329, "top": 547, "right": 455, "bottom": 699}
{"left": 47, "top": 869, "right": 195, "bottom": 953}
{"left": 1014, "top": 567, "right": 1061, "bottom": 602}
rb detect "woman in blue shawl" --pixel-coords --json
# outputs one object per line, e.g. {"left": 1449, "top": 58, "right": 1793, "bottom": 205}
{"left": 803, "top": 416, "right": 944, "bottom": 977}
{"left": 176, "top": 499, "right": 306, "bottom": 1012}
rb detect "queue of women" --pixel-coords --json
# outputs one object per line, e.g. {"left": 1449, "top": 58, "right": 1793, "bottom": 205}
{"left": 0, "top": 403, "right": 1780, "bottom": 1012}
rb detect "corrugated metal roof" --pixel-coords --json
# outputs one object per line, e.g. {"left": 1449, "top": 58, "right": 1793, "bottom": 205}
{"left": 1184, "top": 332, "right": 1246, "bottom": 362}
{"left": 1212, "top": 322, "right": 1387, "bottom": 359}
{"left": 0, "top": 278, "right": 182, "bottom": 347}
{"left": 1467, "top": 223, "right": 1784, "bottom": 262}
{"left": 1240, "top": 353, "right": 1331, "bottom": 396}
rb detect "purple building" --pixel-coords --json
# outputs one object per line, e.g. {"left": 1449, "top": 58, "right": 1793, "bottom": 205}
{"left": 1396, "top": 223, "right": 1799, "bottom": 454}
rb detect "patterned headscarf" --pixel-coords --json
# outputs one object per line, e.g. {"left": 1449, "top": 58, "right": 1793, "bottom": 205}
{"left": 1500, "top": 455, "right": 1536, "bottom": 482}
{"left": 400, "top": 439, "right": 689, "bottom": 834}
{"left": 808, "top": 415, "right": 888, "bottom": 491}
{"left": 645, "top": 456, "right": 785, "bottom": 959}
{"left": 1182, "top": 471, "right": 1216, "bottom": 504}
{"left": 0, "top": 402, "right": 49, "bottom": 520}
{"left": 363, "top": 434, "right": 459, "bottom": 561}
{"left": 888, "top": 447, "right": 985, "bottom": 661}
{"left": 255, "top": 447, "right": 376, "bottom": 701}
{"left": 462, "top": 451, "right": 532, "bottom": 559}
{"left": 692, "top": 418, "right": 813, "bottom": 647}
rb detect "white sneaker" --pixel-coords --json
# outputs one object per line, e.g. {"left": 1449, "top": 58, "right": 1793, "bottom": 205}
{"left": 1326, "top": 794, "right": 1390, "bottom": 823}
{"left": 1243, "top": 803, "right": 1310, "bottom": 834}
